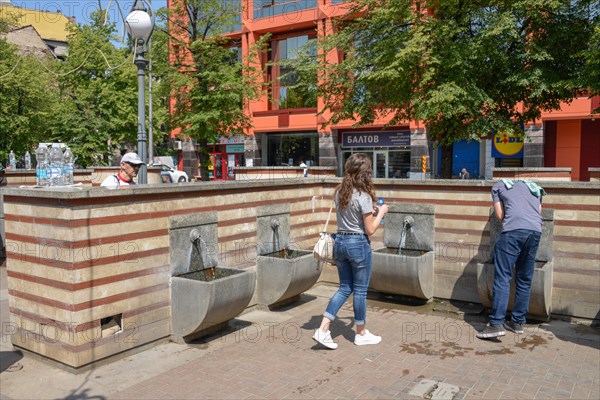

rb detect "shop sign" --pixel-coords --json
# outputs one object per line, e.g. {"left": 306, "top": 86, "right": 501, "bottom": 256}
{"left": 212, "top": 135, "right": 245, "bottom": 145}
{"left": 492, "top": 130, "right": 524, "bottom": 158}
{"left": 226, "top": 144, "right": 245, "bottom": 153}
{"left": 342, "top": 131, "right": 411, "bottom": 147}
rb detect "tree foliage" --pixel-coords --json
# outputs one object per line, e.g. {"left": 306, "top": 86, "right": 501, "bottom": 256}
{"left": 49, "top": 12, "right": 139, "bottom": 167}
{"left": 1, "top": 9, "right": 170, "bottom": 169}
{"left": 306, "top": 0, "right": 597, "bottom": 176}
{"left": 0, "top": 32, "right": 58, "bottom": 166}
{"left": 579, "top": 21, "right": 600, "bottom": 109}
{"left": 156, "top": 0, "right": 268, "bottom": 180}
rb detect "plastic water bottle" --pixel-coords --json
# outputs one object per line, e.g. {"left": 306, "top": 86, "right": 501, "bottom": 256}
{"left": 376, "top": 197, "right": 385, "bottom": 225}
{"left": 9, "top": 150, "right": 16, "bottom": 170}
{"left": 36, "top": 144, "right": 49, "bottom": 186}
{"left": 24, "top": 151, "right": 31, "bottom": 170}
{"left": 62, "top": 147, "right": 74, "bottom": 185}
{"left": 48, "top": 143, "right": 64, "bottom": 186}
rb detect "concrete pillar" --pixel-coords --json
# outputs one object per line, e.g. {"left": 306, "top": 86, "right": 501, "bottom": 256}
{"left": 524, "top": 124, "right": 545, "bottom": 167}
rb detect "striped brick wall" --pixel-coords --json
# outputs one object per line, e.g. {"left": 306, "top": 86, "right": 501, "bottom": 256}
{"left": 3, "top": 178, "right": 598, "bottom": 367}
{"left": 3, "top": 181, "right": 328, "bottom": 367}
{"left": 319, "top": 181, "right": 600, "bottom": 320}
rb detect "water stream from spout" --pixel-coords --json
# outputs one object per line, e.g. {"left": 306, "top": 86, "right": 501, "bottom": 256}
{"left": 398, "top": 216, "right": 414, "bottom": 254}
{"left": 271, "top": 218, "right": 281, "bottom": 256}
{"left": 190, "top": 229, "right": 215, "bottom": 280}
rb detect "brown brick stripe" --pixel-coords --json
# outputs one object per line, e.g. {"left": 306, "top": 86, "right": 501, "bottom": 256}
{"left": 9, "top": 282, "right": 168, "bottom": 312}
{"left": 6, "top": 247, "right": 169, "bottom": 270}
{"left": 10, "top": 300, "right": 170, "bottom": 333}
{"left": 5, "top": 229, "right": 168, "bottom": 248}
{"left": 6, "top": 265, "right": 169, "bottom": 291}
{"left": 11, "top": 317, "right": 168, "bottom": 353}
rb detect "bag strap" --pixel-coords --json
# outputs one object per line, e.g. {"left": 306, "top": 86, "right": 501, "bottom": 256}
{"left": 322, "top": 198, "right": 335, "bottom": 233}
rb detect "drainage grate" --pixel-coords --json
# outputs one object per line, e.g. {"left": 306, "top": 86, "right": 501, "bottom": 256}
{"left": 408, "top": 379, "right": 459, "bottom": 400}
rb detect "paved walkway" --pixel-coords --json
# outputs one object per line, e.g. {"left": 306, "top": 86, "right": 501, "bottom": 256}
{"left": 1, "top": 266, "right": 599, "bottom": 399}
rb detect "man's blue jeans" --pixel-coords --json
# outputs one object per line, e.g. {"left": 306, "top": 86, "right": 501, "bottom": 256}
{"left": 490, "top": 229, "right": 541, "bottom": 325}
{"left": 323, "top": 234, "right": 372, "bottom": 326}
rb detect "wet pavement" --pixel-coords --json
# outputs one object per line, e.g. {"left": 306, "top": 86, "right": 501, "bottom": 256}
{"left": 1, "top": 266, "right": 599, "bottom": 400}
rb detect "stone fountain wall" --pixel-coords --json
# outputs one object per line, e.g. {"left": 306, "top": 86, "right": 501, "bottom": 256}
{"left": 383, "top": 203, "right": 435, "bottom": 251}
{"left": 2, "top": 181, "right": 327, "bottom": 368}
{"left": 256, "top": 204, "right": 290, "bottom": 255}
{"left": 2, "top": 179, "right": 598, "bottom": 367}
{"left": 169, "top": 213, "right": 218, "bottom": 276}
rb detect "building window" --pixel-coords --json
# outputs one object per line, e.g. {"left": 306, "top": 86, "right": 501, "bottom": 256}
{"left": 254, "top": 0, "right": 318, "bottom": 19}
{"left": 264, "top": 132, "right": 319, "bottom": 166}
{"left": 268, "top": 34, "right": 317, "bottom": 110}
{"left": 340, "top": 148, "right": 410, "bottom": 179}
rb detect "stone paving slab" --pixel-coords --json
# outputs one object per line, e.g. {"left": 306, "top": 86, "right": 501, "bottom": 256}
{"left": 1, "top": 276, "right": 599, "bottom": 400}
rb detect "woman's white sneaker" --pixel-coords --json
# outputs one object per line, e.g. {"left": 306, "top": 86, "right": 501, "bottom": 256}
{"left": 313, "top": 329, "right": 338, "bottom": 349}
{"left": 354, "top": 330, "right": 382, "bottom": 345}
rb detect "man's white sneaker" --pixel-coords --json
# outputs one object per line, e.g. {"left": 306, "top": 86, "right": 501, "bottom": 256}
{"left": 354, "top": 330, "right": 382, "bottom": 345}
{"left": 313, "top": 329, "right": 338, "bottom": 349}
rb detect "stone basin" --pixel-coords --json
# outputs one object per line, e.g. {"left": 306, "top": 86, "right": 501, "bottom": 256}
{"left": 169, "top": 213, "right": 255, "bottom": 342}
{"left": 476, "top": 208, "right": 555, "bottom": 321}
{"left": 256, "top": 248, "right": 319, "bottom": 308}
{"left": 254, "top": 204, "right": 321, "bottom": 308}
{"left": 476, "top": 262, "right": 553, "bottom": 320}
{"left": 171, "top": 267, "right": 255, "bottom": 342}
{"left": 371, "top": 248, "right": 435, "bottom": 300}
{"left": 370, "top": 203, "right": 436, "bottom": 301}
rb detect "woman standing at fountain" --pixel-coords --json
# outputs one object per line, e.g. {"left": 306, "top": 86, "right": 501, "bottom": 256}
{"left": 313, "top": 153, "right": 388, "bottom": 349}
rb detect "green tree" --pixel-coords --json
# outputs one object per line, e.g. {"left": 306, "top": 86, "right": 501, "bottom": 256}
{"left": 50, "top": 12, "right": 138, "bottom": 167}
{"left": 0, "top": 28, "right": 59, "bottom": 167}
{"left": 309, "top": 0, "right": 597, "bottom": 177}
{"left": 156, "top": 0, "right": 267, "bottom": 180}
{"left": 579, "top": 22, "right": 600, "bottom": 111}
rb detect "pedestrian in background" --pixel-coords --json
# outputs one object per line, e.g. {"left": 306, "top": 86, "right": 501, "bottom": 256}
{"left": 101, "top": 152, "right": 144, "bottom": 189}
{"left": 460, "top": 168, "right": 470, "bottom": 179}
{"left": 312, "top": 153, "right": 388, "bottom": 349}
{"left": 477, "top": 179, "right": 545, "bottom": 339}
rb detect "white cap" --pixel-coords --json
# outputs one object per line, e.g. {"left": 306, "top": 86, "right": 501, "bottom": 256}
{"left": 121, "top": 152, "right": 144, "bottom": 165}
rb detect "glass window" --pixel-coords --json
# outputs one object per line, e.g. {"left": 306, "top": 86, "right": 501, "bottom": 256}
{"left": 265, "top": 132, "right": 319, "bottom": 166}
{"left": 388, "top": 151, "right": 411, "bottom": 178}
{"left": 269, "top": 34, "right": 317, "bottom": 110}
{"left": 254, "top": 0, "right": 318, "bottom": 20}
{"left": 340, "top": 148, "right": 410, "bottom": 178}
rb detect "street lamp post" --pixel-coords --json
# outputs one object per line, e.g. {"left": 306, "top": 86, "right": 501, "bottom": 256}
{"left": 125, "top": 0, "right": 154, "bottom": 184}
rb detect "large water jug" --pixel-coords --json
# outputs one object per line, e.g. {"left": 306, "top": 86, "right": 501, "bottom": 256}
{"left": 49, "top": 143, "right": 64, "bottom": 186}
{"left": 63, "top": 147, "right": 74, "bottom": 185}
{"left": 9, "top": 150, "right": 16, "bottom": 170}
{"left": 36, "top": 144, "right": 49, "bottom": 186}
{"left": 24, "top": 151, "right": 32, "bottom": 170}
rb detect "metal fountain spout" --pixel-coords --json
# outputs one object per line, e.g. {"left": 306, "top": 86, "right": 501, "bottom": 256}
{"left": 398, "top": 216, "right": 415, "bottom": 253}
{"left": 270, "top": 218, "right": 280, "bottom": 231}
{"left": 270, "top": 218, "right": 282, "bottom": 255}
{"left": 190, "top": 229, "right": 201, "bottom": 243}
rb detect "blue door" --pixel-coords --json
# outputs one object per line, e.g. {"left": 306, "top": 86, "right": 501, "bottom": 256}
{"left": 438, "top": 140, "right": 480, "bottom": 178}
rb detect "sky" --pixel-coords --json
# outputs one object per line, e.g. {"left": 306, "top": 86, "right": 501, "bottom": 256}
{"left": 6, "top": 0, "right": 167, "bottom": 26}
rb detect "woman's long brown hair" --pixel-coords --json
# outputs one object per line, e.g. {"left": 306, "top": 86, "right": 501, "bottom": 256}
{"left": 336, "top": 153, "right": 375, "bottom": 209}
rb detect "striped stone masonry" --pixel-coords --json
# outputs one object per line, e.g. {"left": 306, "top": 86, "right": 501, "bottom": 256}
{"left": 2, "top": 178, "right": 599, "bottom": 368}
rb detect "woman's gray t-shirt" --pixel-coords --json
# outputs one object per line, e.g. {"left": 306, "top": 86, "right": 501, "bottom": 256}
{"left": 335, "top": 190, "right": 374, "bottom": 233}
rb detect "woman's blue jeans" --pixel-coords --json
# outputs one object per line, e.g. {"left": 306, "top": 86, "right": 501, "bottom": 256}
{"left": 490, "top": 229, "right": 541, "bottom": 325}
{"left": 323, "top": 234, "right": 372, "bottom": 326}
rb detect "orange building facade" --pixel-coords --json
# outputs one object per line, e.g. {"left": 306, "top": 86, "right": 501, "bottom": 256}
{"left": 168, "top": 0, "right": 599, "bottom": 181}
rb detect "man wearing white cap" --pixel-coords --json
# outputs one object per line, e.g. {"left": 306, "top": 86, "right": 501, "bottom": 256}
{"left": 101, "top": 152, "right": 144, "bottom": 188}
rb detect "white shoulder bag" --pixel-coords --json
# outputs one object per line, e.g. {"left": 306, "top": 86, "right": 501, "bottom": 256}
{"left": 313, "top": 199, "right": 336, "bottom": 265}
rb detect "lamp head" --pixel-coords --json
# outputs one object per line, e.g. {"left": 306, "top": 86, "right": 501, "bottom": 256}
{"left": 125, "top": 0, "right": 154, "bottom": 41}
